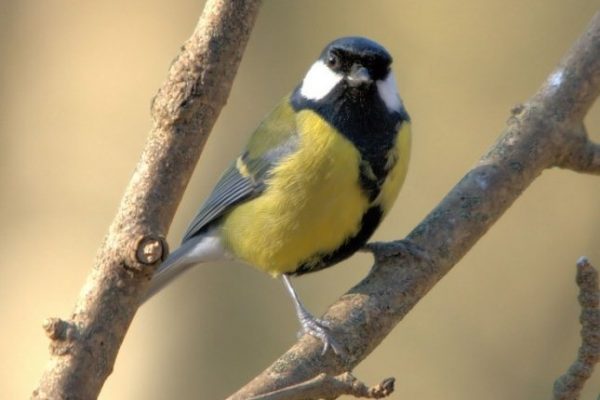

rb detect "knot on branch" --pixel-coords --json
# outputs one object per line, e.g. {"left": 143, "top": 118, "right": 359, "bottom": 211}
{"left": 132, "top": 235, "right": 168, "bottom": 268}
{"left": 42, "top": 318, "right": 76, "bottom": 342}
{"left": 510, "top": 103, "right": 525, "bottom": 118}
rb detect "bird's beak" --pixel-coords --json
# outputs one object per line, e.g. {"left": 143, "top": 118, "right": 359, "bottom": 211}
{"left": 347, "top": 65, "right": 372, "bottom": 87}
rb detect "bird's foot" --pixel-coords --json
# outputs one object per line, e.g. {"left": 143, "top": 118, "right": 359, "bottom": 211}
{"left": 281, "top": 274, "right": 345, "bottom": 356}
{"left": 297, "top": 309, "right": 344, "bottom": 356}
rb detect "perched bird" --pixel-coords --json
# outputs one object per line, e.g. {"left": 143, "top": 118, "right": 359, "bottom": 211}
{"left": 144, "top": 36, "right": 411, "bottom": 355}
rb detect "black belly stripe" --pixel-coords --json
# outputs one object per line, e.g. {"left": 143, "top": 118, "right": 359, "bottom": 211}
{"left": 287, "top": 78, "right": 409, "bottom": 276}
{"left": 292, "top": 206, "right": 384, "bottom": 276}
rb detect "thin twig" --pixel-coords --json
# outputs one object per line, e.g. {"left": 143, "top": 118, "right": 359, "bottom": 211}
{"left": 553, "top": 257, "right": 600, "bottom": 400}
{"left": 248, "top": 373, "right": 394, "bottom": 400}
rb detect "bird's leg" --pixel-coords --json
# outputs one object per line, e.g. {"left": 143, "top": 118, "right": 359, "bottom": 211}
{"left": 280, "top": 275, "right": 343, "bottom": 356}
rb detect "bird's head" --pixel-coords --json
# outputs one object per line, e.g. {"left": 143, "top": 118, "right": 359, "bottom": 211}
{"left": 298, "top": 36, "right": 401, "bottom": 113}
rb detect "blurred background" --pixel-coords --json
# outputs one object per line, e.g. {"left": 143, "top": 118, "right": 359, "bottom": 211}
{"left": 1, "top": 0, "right": 599, "bottom": 399}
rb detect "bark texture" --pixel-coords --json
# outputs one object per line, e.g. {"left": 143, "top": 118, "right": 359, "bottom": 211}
{"left": 32, "top": 1, "right": 261, "bottom": 399}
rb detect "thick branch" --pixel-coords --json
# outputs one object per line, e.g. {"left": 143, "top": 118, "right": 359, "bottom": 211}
{"left": 32, "top": 1, "right": 261, "bottom": 399}
{"left": 229, "top": 12, "right": 600, "bottom": 399}
{"left": 553, "top": 257, "right": 600, "bottom": 400}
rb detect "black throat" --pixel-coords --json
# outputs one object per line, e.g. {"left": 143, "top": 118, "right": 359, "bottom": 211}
{"left": 291, "top": 81, "right": 409, "bottom": 200}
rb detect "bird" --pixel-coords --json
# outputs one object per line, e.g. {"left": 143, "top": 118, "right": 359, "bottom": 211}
{"left": 143, "top": 36, "right": 411, "bottom": 355}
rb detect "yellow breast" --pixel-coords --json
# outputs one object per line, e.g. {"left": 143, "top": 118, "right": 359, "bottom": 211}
{"left": 220, "top": 109, "right": 370, "bottom": 275}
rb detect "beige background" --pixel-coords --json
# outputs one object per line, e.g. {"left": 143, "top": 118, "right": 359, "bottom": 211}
{"left": 1, "top": 1, "right": 599, "bottom": 399}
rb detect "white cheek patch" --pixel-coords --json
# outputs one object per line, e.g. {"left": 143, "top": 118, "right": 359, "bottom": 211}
{"left": 299, "top": 60, "right": 343, "bottom": 101}
{"left": 376, "top": 72, "right": 403, "bottom": 112}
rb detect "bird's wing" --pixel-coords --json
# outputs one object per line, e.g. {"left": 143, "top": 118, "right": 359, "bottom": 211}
{"left": 181, "top": 97, "right": 298, "bottom": 243}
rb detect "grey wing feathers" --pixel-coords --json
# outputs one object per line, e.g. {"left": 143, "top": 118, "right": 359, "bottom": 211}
{"left": 180, "top": 98, "right": 300, "bottom": 244}
{"left": 181, "top": 164, "right": 260, "bottom": 243}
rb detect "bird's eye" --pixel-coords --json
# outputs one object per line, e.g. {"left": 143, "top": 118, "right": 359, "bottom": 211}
{"left": 326, "top": 53, "right": 340, "bottom": 70}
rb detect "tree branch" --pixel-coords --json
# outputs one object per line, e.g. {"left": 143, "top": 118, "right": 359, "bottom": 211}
{"left": 31, "top": 1, "right": 261, "bottom": 399}
{"left": 557, "top": 124, "right": 600, "bottom": 174}
{"left": 553, "top": 257, "right": 600, "bottom": 400}
{"left": 228, "top": 12, "right": 600, "bottom": 399}
{"left": 248, "top": 373, "right": 395, "bottom": 400}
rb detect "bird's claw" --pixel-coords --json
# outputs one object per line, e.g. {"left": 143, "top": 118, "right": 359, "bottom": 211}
{"left": 281, "top": 274, "right": 345, "bottom": 356}
{"left": 298, "top": 315, "right": 344, "bottom": 356}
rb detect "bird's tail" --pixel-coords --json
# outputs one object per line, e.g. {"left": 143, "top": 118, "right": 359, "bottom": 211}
{"left": 141, "top": 240, "right": 200, "bottom": 304}
{"left": 143, "top": 230, "right": 227, "bottom": 303}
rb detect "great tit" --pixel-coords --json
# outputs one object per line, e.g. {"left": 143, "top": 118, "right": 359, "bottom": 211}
{"left": 144, "top": 36, "right": 411, "bottom": 355}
